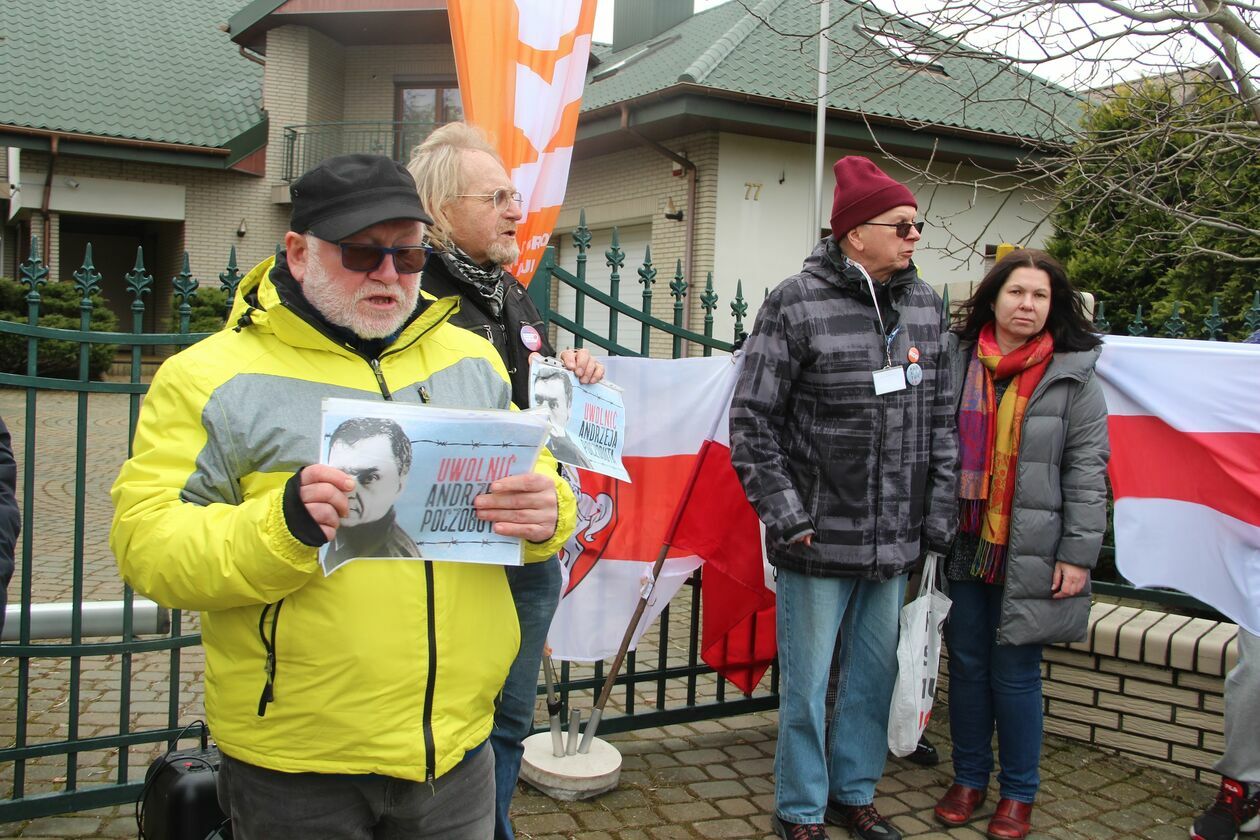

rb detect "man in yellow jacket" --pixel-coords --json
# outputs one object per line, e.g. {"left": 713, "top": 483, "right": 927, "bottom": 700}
{"left": 111, "top": 153, "right": 576, "bottom": 840}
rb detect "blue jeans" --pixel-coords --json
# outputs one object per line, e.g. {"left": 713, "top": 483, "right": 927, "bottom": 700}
{"left": 944, "top": 579, "right": 1044, "bottom": 803}
{"left": 774, "top": 568, "right": 908, "bottom": 823}
{"left": 491, "top": 556, "right": 562, "bottom": 840}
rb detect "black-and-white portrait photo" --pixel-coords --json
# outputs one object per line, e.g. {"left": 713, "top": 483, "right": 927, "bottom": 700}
{"left": 532, "top": 364, "right": 593, "bottom": 470}
{"left": 322, "top": 417, "right": 422, "bottom": 573}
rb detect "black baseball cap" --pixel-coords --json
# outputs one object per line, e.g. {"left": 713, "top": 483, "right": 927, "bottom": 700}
{"left": 289, "top": 153, "right": 433, "bottom": 241}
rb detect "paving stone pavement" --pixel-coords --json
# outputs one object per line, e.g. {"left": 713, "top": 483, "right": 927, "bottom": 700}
{"left": 0, "top": 710, "right": 1215, "bottom": 839}
{"left": 0, "top": 388, "right": 1217, "bottom": 838}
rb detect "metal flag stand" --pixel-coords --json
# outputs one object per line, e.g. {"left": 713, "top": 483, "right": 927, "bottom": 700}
{"left": 518, "top": 439, "right": 717, "bottom": 800}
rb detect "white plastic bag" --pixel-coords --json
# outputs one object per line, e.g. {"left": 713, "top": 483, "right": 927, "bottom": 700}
{"left": 887, "top": 552, "right": 952, "bottom": 757}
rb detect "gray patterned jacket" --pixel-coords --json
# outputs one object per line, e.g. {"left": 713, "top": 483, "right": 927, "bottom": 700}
{"left": 729, "top": 239, "right": 958, "bottom": 580}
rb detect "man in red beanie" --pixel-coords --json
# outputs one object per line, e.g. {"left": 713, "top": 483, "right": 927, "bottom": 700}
{"left": 729, "top": 157, "right": 958, "bottom": 840}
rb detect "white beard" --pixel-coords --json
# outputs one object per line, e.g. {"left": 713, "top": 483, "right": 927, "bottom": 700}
{"left": 301, "top": 255, "right": 418, "bottom": 339}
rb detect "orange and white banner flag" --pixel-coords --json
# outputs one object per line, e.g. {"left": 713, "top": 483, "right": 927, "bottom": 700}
{"left": 448, "top": 0, "right": 597, "bottom": 286}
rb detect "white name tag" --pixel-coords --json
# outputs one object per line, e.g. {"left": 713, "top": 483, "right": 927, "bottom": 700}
{"left": 872, "top": 365, "right": 907, "bottom": 395}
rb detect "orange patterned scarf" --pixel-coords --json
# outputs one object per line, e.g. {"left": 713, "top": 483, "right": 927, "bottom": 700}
{"left": 957, "top": 322, "right": 1055, "bottom": 582}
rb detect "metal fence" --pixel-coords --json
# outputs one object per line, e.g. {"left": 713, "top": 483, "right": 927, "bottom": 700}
{"left": 0, "top": 240, "right": 234, "bottom": 821}
{"left": 2, "top": 224, "right": 1257, "bottom": 821}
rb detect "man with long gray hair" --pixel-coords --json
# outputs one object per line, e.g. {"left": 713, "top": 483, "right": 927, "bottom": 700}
{"left": 409, "top": 122, "right": 602, "bottom": 840}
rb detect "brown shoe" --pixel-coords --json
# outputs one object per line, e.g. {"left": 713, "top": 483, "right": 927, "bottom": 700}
{"left": 934, "top": 783, "right": 987, "bottom": 826}
{"left": 986, "top": 798, "right": 1033, "bottom": 839}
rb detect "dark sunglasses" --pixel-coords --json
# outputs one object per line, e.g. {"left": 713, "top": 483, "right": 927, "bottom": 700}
{"left": 333, "top": 241, "right": 431, "bottom": 274}
{"left": 862, "top": 220, "right": 925, "bottom": 239}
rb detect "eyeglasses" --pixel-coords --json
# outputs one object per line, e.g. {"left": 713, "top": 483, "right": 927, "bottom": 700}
{"left": 333, "top": 241, "right": 431, "bottom": 274}
{"left": 456, "top": 188, "right": 524, "bottom": 212}
{"left": 862, "top": 220, "right": 925, "bottom": 239}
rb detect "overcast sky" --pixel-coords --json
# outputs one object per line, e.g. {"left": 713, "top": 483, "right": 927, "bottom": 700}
{"left": 592, "top": 0, "right": 733, "bottom": 44}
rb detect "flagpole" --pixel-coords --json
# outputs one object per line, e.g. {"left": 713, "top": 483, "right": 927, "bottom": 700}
{"left": 578, "top": 359, "right": 742, "bottom": 753}
{"left": 577, "top": 444, "right": 711, "bottom": 753}
{"left": 811, "top": 0, "right": 829, "bottom": 250}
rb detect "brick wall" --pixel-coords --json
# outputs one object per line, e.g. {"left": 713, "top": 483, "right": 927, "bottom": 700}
{"left": 264, "top": 26, "right": 347, "bottom": 187}
{"left": 941, "top": 603, "right": 1238, "bottom": 783}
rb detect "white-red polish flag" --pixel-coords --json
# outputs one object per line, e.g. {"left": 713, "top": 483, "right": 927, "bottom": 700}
{"left": 547, "top": 355, "right": 775, "bottom": 693}
{"left": 1098, "top": 335, "right": 1260, "bottom": 634}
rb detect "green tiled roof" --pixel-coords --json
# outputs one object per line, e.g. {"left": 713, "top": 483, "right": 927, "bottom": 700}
{"left": 583, "top": 0, "right": 1081, "bottom": 142}
{"left": 0, "top": 0, "right": 264, "bottom": 149}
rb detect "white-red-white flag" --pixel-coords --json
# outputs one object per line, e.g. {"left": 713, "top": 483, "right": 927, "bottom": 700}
{"left": 1098, "top": 335, "right": 1260, "bottom": 634}
{"left": 547, "top": 355, "right": 775, "bottom": 692}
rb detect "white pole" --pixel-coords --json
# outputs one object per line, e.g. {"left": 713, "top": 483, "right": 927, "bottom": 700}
{"left": 812, "top": 0, "right": 830, "bottom": 250}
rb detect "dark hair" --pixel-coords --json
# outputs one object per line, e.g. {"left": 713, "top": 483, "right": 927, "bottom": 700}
{"left": 328, "top": 417, "right": 413, "bottom": 475}
{"left": 952, "top": 249, "right": 1101, "bottom": 351}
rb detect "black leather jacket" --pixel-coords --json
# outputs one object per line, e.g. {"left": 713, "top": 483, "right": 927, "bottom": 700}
{"left": 421, "top": 255, "right": 554, "bottom": 410}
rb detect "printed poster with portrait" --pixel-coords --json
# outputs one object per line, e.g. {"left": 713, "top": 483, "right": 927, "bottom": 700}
{"left": 527, "top": 357, "right": 630, "bottom": 482}
{"left": 318, "top": 397, "right": 549, "bottom": 576}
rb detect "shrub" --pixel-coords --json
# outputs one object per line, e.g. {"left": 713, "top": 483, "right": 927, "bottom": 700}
{"left": 0, "top": 277, "right": 119, "bottom": 380}
{"left": 167, "top": 286, "right": 230, "bottom": 335}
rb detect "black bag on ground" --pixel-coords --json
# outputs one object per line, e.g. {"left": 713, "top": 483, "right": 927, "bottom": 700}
{"left": 139, "top": 723, "right": 231, "bottom": 840}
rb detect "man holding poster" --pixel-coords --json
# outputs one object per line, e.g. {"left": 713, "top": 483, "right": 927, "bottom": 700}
{"left": 111, "top": 153, "right": 575, "bottom": 839}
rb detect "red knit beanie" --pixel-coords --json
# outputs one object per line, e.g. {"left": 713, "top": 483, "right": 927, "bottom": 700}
{"left": 829, "top": 156, "right": 917, "bottom": 237}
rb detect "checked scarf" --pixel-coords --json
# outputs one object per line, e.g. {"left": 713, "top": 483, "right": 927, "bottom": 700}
{"left": 957, "top": 322, "right": 1054, "bottom": 582}
{"left": 435, "top": 246, "right": 508, "bottom": 317}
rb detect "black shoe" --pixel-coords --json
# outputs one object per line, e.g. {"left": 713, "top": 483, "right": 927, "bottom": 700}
{"left": 1191, "top": 777, "right": 1260, "bottom": 840}
{"left": 770, "top": 813, "right": 828, "bottom": 840}
{"left": 824, "top": 801, "right": 902, "bottom": 840}
{"left": 907, "top": 735, "right": 939, "bottom": 766}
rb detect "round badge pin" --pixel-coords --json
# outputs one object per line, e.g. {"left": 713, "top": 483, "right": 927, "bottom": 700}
{"left": 906, "top": 362, "right": 923, "bottom": 386}
{"left": 520, "top": 324, "right": 543, "bottom": 352}
{"left": 907, "top": 346, "right": 921, "bottom": 364}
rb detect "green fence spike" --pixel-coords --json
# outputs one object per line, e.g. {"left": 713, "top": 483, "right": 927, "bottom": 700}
{"left": 1245, "top": 290, "right": 1260, "bottom": 334}
{"left": 605, "top": 227, "right": 624, "bottom": 272}
{"left": 1202, "top": 296, "right": 1224, "bottom": 341}
{"left": 701, "top": 272, "right": 718, "bottom": 355}
{"left": 172, "top": 253, "right": 200, "bottom": 335}
{"left": 1162, "top": 300, "right": 1186, "bottom": 338}
{"left": 18, "top": 236, "right": 49, "bottom": 299}
{"left": 671, "top": 260, "right": 687, "bottom": 358}
{"left": 732, "top": 280, "right": 748, "bottom": 343}
{"left": 220, "top": 247, "right": 243, "bottom": 319}
{"left": 574, "top": 209, "right": 591, "bottom": 255}
{"left": 1093, "top": 300, "right": 1110, "bottom": 334}
{"left": 124, "top": 247, "right": 154, "bottom": 303}
{"left": 639, "top": 246, "right": 656, "bottom": 356}
{"left": 1126, "top": 304, "right": 1147, "bottom": 337}
{"left": 72, "top": 244, "right": 102, "bottom": 302}
{"left": 700, "top": 272, "right": 718, "bottom": 315}
{"left": 670, "top": 259, "right": 687, "bottom": 302}
{"left": 638, "top": 245, "right": 656, "bottom": 289}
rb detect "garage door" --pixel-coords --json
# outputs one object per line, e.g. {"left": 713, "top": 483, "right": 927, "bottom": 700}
{"left": 551, "top": 223, "right": 652, "bottom": 355}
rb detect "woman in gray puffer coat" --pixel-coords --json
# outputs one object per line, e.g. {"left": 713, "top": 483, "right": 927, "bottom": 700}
{"left": 931, "top": 250, "right": 1109, "bottom": 840}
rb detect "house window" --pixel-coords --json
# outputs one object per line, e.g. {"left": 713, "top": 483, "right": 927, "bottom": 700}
{"left": 394, "top": 83, "right": 463, "bottom": 159}
{"left": 396, "top": 84, "right": 463, "bottom": 126}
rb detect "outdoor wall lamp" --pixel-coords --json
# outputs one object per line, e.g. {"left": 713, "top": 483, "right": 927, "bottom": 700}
{"left": 664, "top": 197, "right": 684, "bottom": 222}
{"left": 236, "top": 218, "right": 248, "bottom": 237}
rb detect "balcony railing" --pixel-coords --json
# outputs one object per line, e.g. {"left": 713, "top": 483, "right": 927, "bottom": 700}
{"left": 282, "top": 121, "right": 443, "bottom": 182}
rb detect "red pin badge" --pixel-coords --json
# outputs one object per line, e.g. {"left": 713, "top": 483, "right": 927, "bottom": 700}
{"left": 520, "top": 324, "right": 543, "bottom": 352}
{"left": 907, "top": 346, "right": 920, "bottom": 364}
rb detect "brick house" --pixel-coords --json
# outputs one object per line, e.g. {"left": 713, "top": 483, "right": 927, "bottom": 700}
{"left": 1, "top": 0, "right": 1079, "bottom": 344}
